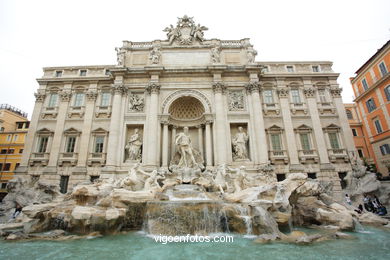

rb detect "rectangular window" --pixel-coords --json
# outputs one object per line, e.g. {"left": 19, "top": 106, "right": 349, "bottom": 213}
{"left": 0, "top": 163, "right": 2, "bottom": 171}
{"left": 286, "top": 66, "right": 294, "bottom": 72}
{"left": 66, "top": 136, "right": 76, "bottom": 153}
{"left": 17, "top": 122, "right": 24, "bottom": 129}
{"left": 6, "top": 135, "right": 11, "bottom": 141}
{"left": 276, "top": 174, "right": 286, "bottom": 182}
{"left": 19, "top": 149, "right": 23, "bottom": 154}
{"left": 291, "top": 89, "right": 301, "bottom": 103}
{"left": 270, "top": 134, "right": 282, "bottom": 151}
{"left": 105, "top": 69, "right": 111, "bottom": 75}
{"left": 318, "top": 89, "right": 327, "bottom": 103}
{"left": 13, "top": 135, "right": 18, "bottom": 141}
{"left": 352, "top": 128, "right": 358, "bottom": 136}
{"left": 73, "top": 93, "right": 85, "bottom": 107}
{"left": 59, "top": 176, "right": 69, "bottom": 194}
{"left": 328, "top": 133, "right": 340, "bottom": 149}
{"left": 357, "top": 149, "right": 364, "bottom": 158}
{"left": 262, "top": 66, "right": 269, "bottom": 72}
{"left": 366, "top": 98, "right": 376, "bottom": 112}
{"left": 263, "top": 90, "right": 274, "bottom": 104}
{"left": 1, "top": 182, "right": 7, "bottom": 189}
{"left": 300, "top": 133, "right": 311, "bottom": 150}
{"left": 308, "top": 173, "right": 317, "bottom": 179}
{"left": 0, "top": 149, "right": 7, "bottom": 154}
{"left": 15, "top": 163, "right": 20, "bottom": 169}
{"left": 379, "top": 62, "right": 388, "bottom": 76}
{"left": 94, "top": 136, "right": 104, "bottom": 153}
{"left": 374, "top": 119, "right": 383, "bottom": 134}
{"left": 380, "top": 144, "right": 390, "bottom": 155}
{"left": 362, "top": 78, "right": 368, "bottom": 90}
{"left": 80, "top": 70, "right": 87, "bottom": 76}
{"left": 3, "top": 163, "right": 11, "bottom": 171}
{"left": 312, "top": 66, "right": 319, "bottom": 72}
{"left": 100, "top": 92, "right": 111, "bottom": 106}
{"left": 48, "top": 93, "right": 58, "bottom": 107}
{"left": 38, "top": 136, "right": 49, "bottom": 153}
{"left": 8, "top": 149, "right": 14, "bottom": 154}
{"left": 55, "top": 71, "right": 62, "bottom": 77}
{"left": 385, "top": 86, "right": 390, "bottom": 101}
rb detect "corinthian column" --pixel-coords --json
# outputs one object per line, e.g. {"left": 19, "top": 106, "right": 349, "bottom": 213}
{"left": 213, "top": 82, "right": 228, "bottom": 165}
{"left": 161, "top": 120, "right": 169, "bottom": 167}
{"left": 144, "top": 83, "right": 160, "bottom": 166}
{"left": 205, "top": 120, "right": 213, "bottom": 167}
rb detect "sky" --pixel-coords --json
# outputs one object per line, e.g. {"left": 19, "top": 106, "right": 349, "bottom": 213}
{"left": 0, "top": 0, "right": 389, "bottom": 119}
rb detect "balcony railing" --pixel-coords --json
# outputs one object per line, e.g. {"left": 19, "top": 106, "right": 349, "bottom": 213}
{"left": 58, "top": 152, "right": 78, "bottom": 166}
{"left": 298, "top": 150, "right": 319, "bottom": 163}
{"left": 269, "top": 150, "right": 289, "bottom": 164}
{"left": 87, "top": 153, "right": 106, "bottom": 166}
{"left": 29, "top": 152, "right": 50, "bottom": 166}
{"left": 328, "top": 148, "right": 349, "bottom": 162}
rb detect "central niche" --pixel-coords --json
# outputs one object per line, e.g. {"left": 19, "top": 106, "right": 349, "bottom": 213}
{"left": 168, "top": 96, "right": 205, "bottom": 121}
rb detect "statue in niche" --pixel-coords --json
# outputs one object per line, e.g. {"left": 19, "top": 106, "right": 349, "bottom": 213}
{"left": 115, "top": 47, "right": 126, "bottom": 66}
{"left": 128, "top": 93, "right": 144, "bottom": 112}
{"left": 125, "top": 128, "right": 143, "bottom": 161}
{"left": 228, "top": 91, "right": 244, "bottom": 111}
{"left": 232, "top": 127, "right": 249, "bottom": 160}
{"left": 171, "top": 127, "right": 204, "bottom": 169}
{"left": 149, "top": 46, "right": 161, "bottom": 65}
{"left": 246, "top": 48, "right": 257, "bottom": 64}
{"left": 211, "top": 46, "right": 221, "bottom": 64}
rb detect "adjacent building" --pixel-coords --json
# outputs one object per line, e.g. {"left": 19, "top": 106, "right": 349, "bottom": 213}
{"left": 0, "top": 104, "right": 29, "bottom": 198}
{"left": 16, "top": 16, "right": 356, "bottom": 197}
{"left": 350, "top": 40, "right": 390, "bottom": 176}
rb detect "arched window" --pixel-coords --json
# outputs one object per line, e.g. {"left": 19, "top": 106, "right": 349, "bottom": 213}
{"left": 346, "top": 109, "right": 353, "bottom": 119}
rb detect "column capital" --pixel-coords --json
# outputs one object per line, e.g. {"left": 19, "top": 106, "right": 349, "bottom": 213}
{"left": 196, "top": 124, "right": 204, "bottom": 129}
{"left": 245, "top": 81, "right": 261, "bottom": 94}
{"left": 277, "top": 87, "right": 289, "bottom": 98}
{"left": 59, "top": 90, "right": 72, "bottom": 102}
{"left": 86, "top": 90, "right": 98, "bottom": 101}
{"left": 303, "top": 87, "right": 316, "bottom": 98}
{"left": 212, "top": 82, "right": 226, "bottom": 94}
{"left": 330, "top": 86, "right": 342, "bottom": 98}
{"left": 34, "top": 92, "right": 46, "bottom": 102}
{"left": 146, "top": 83, "right": 161, "bottom": 94}
{"left": 113, "top": 84, "right": 127, "bottom": 95}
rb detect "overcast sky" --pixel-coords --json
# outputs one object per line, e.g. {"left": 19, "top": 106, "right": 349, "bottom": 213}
{"left": 1, "top": 0, "right": 389, "bottom": 119}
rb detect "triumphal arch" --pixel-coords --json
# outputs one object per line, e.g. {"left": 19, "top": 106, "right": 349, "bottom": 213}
{"left": 17, "top": 16, "right": 356, "bottom": 197}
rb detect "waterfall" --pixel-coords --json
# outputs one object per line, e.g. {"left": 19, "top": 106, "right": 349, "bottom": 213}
{"left": 235, "top": 205, "right": 254, "bottom": 237}
{"left": 353, "top": 217, "right": 371, "bottom": 233}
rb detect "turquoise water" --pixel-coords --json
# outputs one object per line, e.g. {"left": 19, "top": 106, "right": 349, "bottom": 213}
{"left": 1, "top": 228, "right": 390, "bottom": 260}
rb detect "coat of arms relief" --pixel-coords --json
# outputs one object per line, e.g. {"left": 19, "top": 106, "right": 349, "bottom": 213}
{"left": 163, "top": 15, "right": 208, "bottom": 45}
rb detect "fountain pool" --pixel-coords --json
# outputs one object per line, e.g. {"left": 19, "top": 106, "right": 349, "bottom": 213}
{"left": 1, "top": 227, "right": 390, "bottom": 260}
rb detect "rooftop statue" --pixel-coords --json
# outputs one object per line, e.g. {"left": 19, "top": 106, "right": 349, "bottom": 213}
{"left": 163, "top": 15, "right": 208, "bottom": 45}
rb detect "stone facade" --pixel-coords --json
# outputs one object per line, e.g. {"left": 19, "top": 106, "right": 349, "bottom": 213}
{"left": 16, "top": 16, "right": 356, "bottom": 197}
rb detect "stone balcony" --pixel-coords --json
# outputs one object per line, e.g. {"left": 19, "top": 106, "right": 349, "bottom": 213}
{"left": 269, "top": 150, "right": 289, "bottom": 164}
{"left": 87, "top": 153, "right": 106, "bottom": 166}
{"left": 29, "top": 152, "right": 50, "bottom": 166}
{"left": 317, "top": 102, "right": 336, "bottom": 115}
{"left": 68, "top": 106, "right": 85, "bottom": 119}
{"left": 58, "top": 152, "right": 78, "bottom": 166}
{"left": 95, "top": 105, "right": 112, "bottom": 118}
{"left": 328, "top": 148, "right": 349, "bottom": 163}
{"left": 290, "top": 102, "right": 308, "bottom": 115}
{"left": 298, "top": 149, "right": 319, "bottom": 164}
{"left": 41, "top": 106, "right": 58, "bottom": 119}
{"left": 262, "top": 103, "right": 280, "bottom": 115}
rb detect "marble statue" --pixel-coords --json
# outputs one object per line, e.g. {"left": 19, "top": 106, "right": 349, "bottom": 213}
{"left": 246, "top": 48, "right": 257, "bottom": 64}
{"left": 232, "top": 127, "right": 249, "bottom": 160}
{"left": 115, "top": 47, "right": 126, "bottom": 66}
{"left": 175, "top": 127, "right": 197, "bottom": 168}
{"left": 125, "top": 128, "right": 143, "bottom": 161}
{"left": 228, "top": 91, "right": 244, "bottom": 111}
{"left": 211, "top": 46, "right": 221, "bottom": 63}
{"left": 163, "top": 24, "right": 181, "bottom": 45}
{"left": 128, "top": 93, "right": 144, "bottom": 112}
{"left": 191, "top": 23, "right": 208, "bottom": 42}
{"left": 119, "top": 163, "right": 145, "bottom": 191}
{"left": 143, "top": 170, "right": 165, "bottom": 192}
{"left": 149, "top": 46, "right": 161, "bottom": 64}
{"left": 164, "top": 16, "right": 208, "bottom": 45}
{"left": 227, "top": 166, "right": 248, "bottom": 193}
{"left": 213, "top": 164, "right": 229, "bottom": 193}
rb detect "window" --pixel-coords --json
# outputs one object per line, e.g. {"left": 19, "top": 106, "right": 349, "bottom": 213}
{"left": 328, "top": 133, "right": 340, "bottom": 149}
{"left": 100, "top": 92, "right": 111, "bottom": 106}
{"left": 380, "top": 144, "right": 390, "bottom": 155}
{"left": 90, "top": 176, "right": 100, "bottom": 183}
{"left": 1, "top": 182, "right": 7, "bottom": 189}
{"left": 262, "top": 66, "right": 269, "bottom": 73}
{"left": 55, "top": 71, "right": 62, "bottom": 77}
{"left": 6, "top": 135, "right": 11, "bottom": 141}
{"left": 385, "top": 86, "right": 390, "bottom": 101}
{"left": 0, "top": 149, "right": 7, "bottom": 154}
{"left": 318, "top": 89, "right": 327, "bottom": 103}
{"left": 346, "top": 110, "right": 353, "bottom": 119}
{"left": 105, "top": 69, "right": 111, "bottom": 75}
{"left": 362, "top": 78, "right": 368, "bottom": 91}
{"left": 352, "top": 128, "right": 358, "bottom": 136}
{"left": 94, "top": 136, "right": 104, "bottom": 153}
{"left": 308, "top": 173, "right": 317, "bottom": 179}
{"left": 286, "top": 66, "right": 294, "bottom": 72}
{"left": 13, "top": 135, "right": 18, "bottom": 141}
{"left": 276, "top": 174, "right": 286, "bottom": 182}
{"left": 373, "top": 118, "right": 383, "bottom": 134}
{"left": 73, "top": 93, "right": 85, "bottom": 107}
{"left": 0, "top": 163, "right": 2, "bottom": 171}
{"left": 80, "top": 70, "right": 87, "bottom": 76}
{"left": 300, "top": 133, "right": 311, "bottom": 150}
{"left": 379, "top": 62, "right": 388, "bottom": 76}
{"left": 37, "top": 136, "right": 49, "bottom": 153}
{"left": 290, "top": 89, "right": 301, "bottom": 103}
{"left": 338, "top": 172, "right": 347, "bottom": 189}
{"left": 17, "top": 122, "right": 24, "bottom": 129}
{"left": 15, "top": 163, "right": 20, "bottom": 169}
{"left": 263, "top": 90, "right": 274, "bottom": 104}
{"left": 19, "top": 149, "right": 23, "bottom": 154}
{"left": 366, "top": 98, "right": 376, "bottom": 112}
{"left": 48, "top": 93, "right": 58, "bottom": 107}
{"left": 59, "top": 176, "right": 69, "bottom": 194}
{"left": 270, "top": 134, "right": 282, "bottom": 151}
{"left": 0, "top": 127, "right": 4, "bottom": 132}
{"left": 8, "top": 149, "right": 14, "bottom": 154}
{"left": 357, "top": 149, "right": 364, "bottom": 158}
{"left": 312, "top": 66, "right": 319, "bottom": 72}
{"left": 3, "top": 163, "right": 11, "bottom": 171}
{"left": 66, "top": 136, "right": 76, "bottom": 153}
{"left": 25, "top": 122, "right": 30, "bottom": 129}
